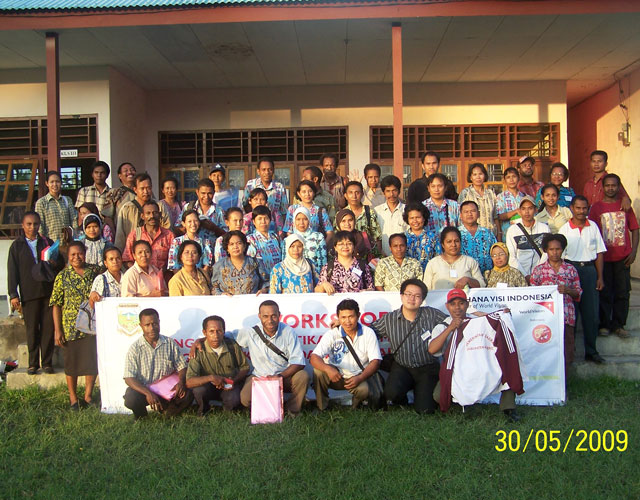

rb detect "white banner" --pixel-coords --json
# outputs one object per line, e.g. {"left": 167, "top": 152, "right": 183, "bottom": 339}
{"left": 95, "top": 286, "right": 565, "bottom": 413}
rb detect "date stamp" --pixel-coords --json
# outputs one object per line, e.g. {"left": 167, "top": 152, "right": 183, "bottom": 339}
{"left": 495, "top": 429, "right": 628, "bottom": 452}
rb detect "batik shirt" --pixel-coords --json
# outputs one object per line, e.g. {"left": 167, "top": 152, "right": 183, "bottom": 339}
{"left": 534, "top": 185, "right": 575, "bottom": 208}
{"left": 374, "top": 256, "right": 422, "bottom": 291}
{"left": 246, "top": 231, "right": 282, "bottom": 279}
{"left": 213, "top": 188, "right": 242, "bottom": 212}
{"left": 282, "top": 231, "right": 327, "bottom": 271}
{"left": 496, "top": 190, "right": 525, "bottom": 238}
{"left": 405, "top": 229, "right": 440, "bottom": 271}
{"left": 158, "top": 199, "right": 185, "bottom": 228}
{"left": 517, "top": 179, "right": 545, "bottom": 199}
{"left": 318, "top": 259, "right": 374, "bottom": 293}
{"left": 458, "top": 187, "right": 497, "bottom": 233}
{"left": 176, "top": 200, "right": 226, "bottom": 242}
{"left": 459, "top": 225, "right": 497, "bottom": 274}
{"left": 242, "top": 212, "right": 282, "bottom": 236}
{"left": 283, "top": 204, "right": 333, "bottom": 235}
{"left": 167, "top": 234, "right": 214, "bottom": 271}
{"left": 530, "top": 261, "right": 582, "bottom": 326}
{"left": 423, "top": 198, "right": 460, "bottom": 234}
{"left": 350, "top": 205, "right": 382, "bottom": 256}
{"left": 269, "top": 262, "right": 318, "bottom": 294}
{"left": 50, "top": 265, "right": 100, "bottom": 342}
{"left": 243, "top": 178, "right": 288, "bottom": 227}
{"left": 210, "top": 257, "right": 268, "bottom": 295}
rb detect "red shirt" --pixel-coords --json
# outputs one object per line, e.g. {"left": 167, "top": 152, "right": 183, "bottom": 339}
{"left": 582, "top": 171, "right": 628, "bottom": 207}
{"left": 122, "top": 226, "right": 175, "bottom": 270}
{"left": 589, "top": 200, "right": 639, "bottom": 262}
{"left": 517, "top": 179, "right": 544, "bottom": 198}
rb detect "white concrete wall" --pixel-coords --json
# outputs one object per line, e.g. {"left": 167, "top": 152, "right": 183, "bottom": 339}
{"left": 108, "top": 68, "right": 147, "bottom": 185}
{"left": 144, "top": 80, "right": 568, "bottom": 185}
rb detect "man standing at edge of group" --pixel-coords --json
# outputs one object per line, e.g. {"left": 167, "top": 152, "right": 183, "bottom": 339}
{"left": 407, "top": 151, "right": 457, "bottom": 205}
{"left": 588, "top": 173, "right": 639, "bottom": 339}
{"left": 114, "top": 173, "right": 171, "bottom": 250}
{"left": 75, "top": 160, "right": 111, "bottom": 214}
{"left": 583, "top": 150, "right": 631, "bottom": 210}
{"left": 8, "top": 211, "right": 64, "bottom": 374}
{"left": 370, "top": 278, "right": 447, "bottom": 414}
{"left": 517, "top": 156, "right": 544, "bottom": 199}
{"left": 244, "top": 157, "right": 288, "bottom": 231}
{"left": 123, "top": 308, "right": 193, "bottom": 419}
{"left": 319, "top": 153, "right": 347, "bottom": 211}
{"left": 311, "top": 299, "right": 382, "bottom": 411}
{"left": 101, "top": 162, "right": 137, "bottom": 221}
{"left": 558, "top": 195, "right": 607, "bottom": 364}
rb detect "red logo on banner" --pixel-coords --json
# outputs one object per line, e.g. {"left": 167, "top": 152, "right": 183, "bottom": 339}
{"left": 535, "top": 301, "right": 554, "bottom": 314}
{"left": 532, "top": 324, "right": 552, "bottom": 344}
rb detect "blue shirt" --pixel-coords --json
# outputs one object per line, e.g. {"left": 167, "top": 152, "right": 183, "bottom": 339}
{"left": 534, "top": 185, "right": 576, "bottom": 208}
{"left": 405, "top": 229, "right": 440, "bottom": 271}
{"left": 423, "top": 198, "right": 460, "bottom": 234}
{"left": 459, "top": 224, "right": 497, "bottom": 274}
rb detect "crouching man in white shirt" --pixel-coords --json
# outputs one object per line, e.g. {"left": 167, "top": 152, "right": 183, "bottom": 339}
{"left": 310, "top": 299, "right": 382, "bottom": 410}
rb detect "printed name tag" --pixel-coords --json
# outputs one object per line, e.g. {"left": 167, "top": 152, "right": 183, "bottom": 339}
{"left": 352, "top": 267, "right": 363, "bottom": 277}
{"left": 449, "top": 269, "right": 458, "bottom": 278}
{"left": 421, "top": 330, "right": 431, "bottom": 341}
{"left": 565, "top": 195, "right": 573, "bottom": 201}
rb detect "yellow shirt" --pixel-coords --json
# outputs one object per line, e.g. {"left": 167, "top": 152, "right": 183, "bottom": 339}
{"left": 168, "top": 268, "right": 211, "bottom": 296}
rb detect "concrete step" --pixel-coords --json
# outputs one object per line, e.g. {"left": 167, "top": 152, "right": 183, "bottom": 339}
{"left": 16, "top": 343, "right": 64, "bottom": 369}
{"left": 571, "top": 355, "right": 640, "bottom": 381}
{"left": 6, "top": 368, "right": 72, "bottom": 389}
{"left": 575, "top": 330, "right": 640, "bottom": 357}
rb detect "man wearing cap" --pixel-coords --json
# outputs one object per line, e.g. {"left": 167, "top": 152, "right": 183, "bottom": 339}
{"left": 428, "top": 289, "right": 523, "bottom": 422}
{"left": 558, "top": 195, "right": 607, "bottom": 364}
{"left": 209, "top": 164, "right": 243, "bottom": 212}
{"left": 370, "top": 278, "right": 447, "bottom": 414}
{"left": 505, "top": 196, "right": 550, "bottom": 282}
{"left": 517, "top": 156, "right": 544, "bottom": 199}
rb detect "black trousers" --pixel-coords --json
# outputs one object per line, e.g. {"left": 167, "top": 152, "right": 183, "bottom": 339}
{"left": 384, "top": 361, "right": 440, "bottom": 413}
{"left": 123, "top": 387, "right": 193, "bottom": 419}
{"left": 192, "top": 382, "right": 242, "bottom": 414}
{"left": 22, "top": 297, "right": 55, "bottom": 369}
{"left": 600, "top": 259, "right": 631, "bottom": 330}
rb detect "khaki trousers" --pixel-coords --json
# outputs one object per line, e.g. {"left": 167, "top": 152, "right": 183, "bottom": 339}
{"left": 313, "top": 368, "right": 369, "bottom": 410}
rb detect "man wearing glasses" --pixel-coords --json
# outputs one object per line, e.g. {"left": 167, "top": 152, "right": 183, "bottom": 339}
{"left": 370, "top": 278, "right": 447, "bottom": 414}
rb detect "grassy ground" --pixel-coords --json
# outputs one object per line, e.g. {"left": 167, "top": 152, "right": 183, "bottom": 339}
{"left": 1, "top": 376, "right": 638, "bottom": 500}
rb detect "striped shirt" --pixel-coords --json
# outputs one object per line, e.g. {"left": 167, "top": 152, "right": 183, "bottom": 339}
{"left": 371, "top": 306, "right": 447, "bottom": 368}
{"left": 123, "top": 334, "right": 186, "bottom": 386}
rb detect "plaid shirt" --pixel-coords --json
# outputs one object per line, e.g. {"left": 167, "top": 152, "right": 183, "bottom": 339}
{"left": 123, "top": 334, "right": 186, "bottom": 386}
{"left": 530, "top": 260, "right": 582, "bottom": 326}
{"left": 246, "top": 231, "right": 282, "bottom": 279}
{"left": 517, "top": 179, "right": 545, "bottom": 199}
{"left": 243, "top": 178, "right": 288, "bottom": 226}
{"left": 496, "top": 190, "right": 525, "bottom": 237}
{"left": 35, "top": 194, "right": 77, "bottom": 241}
{"left": 75, "top": 184, "right": 111, "bottom": 212}
{"left": 423, "top": 198, "right": 460, "bottom": 234}
{"left": 374, "top": 256, "right": 422, "bottom": 291}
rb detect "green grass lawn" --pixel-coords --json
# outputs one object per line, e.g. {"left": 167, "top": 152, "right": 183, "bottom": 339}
{"left": 1, "top": 376, "right": 638, "bottom": 500}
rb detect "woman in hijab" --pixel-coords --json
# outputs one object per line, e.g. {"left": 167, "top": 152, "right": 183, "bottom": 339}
{"left": 270, "top": 234, "right": 318, "bottom": 294}
{"left": 288, "top": 206, "right": 327, "bottom": 271}
{"left": 484, "top": 242, "right": 528, "bottom": 288}
{"left": 78, "top": 214, "right": 108, "bottom": 267}
{"left": 329, "top": 208, "right": 372, "bottom": 261}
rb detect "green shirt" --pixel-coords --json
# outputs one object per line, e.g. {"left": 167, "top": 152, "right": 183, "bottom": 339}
{"left": 186, "top": 339, "right": 249, "bottom": 380}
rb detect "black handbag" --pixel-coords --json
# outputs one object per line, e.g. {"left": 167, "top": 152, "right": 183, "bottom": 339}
{"left": 379, "top": 309, "right": 422, "bottom": 372}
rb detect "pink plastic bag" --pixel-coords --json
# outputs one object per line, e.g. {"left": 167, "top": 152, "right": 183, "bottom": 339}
{"left": 148, "top": 372, "right": 180, "bottom": 401}
{"left": 251, "top": 376, "right": 283, "bottom": 424}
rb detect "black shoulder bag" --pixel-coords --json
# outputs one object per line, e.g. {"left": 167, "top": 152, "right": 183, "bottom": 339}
{"left": 252, "top": 325, "right": 288, "bottom": 363}
{"left": 516, "top": 222, "right": 542, "bottom": 258}
{"left": 342, "top": 334, "right": 385, "bottom": 410}
{"left": 380, "top": 308, "right": 422, "bottom": 372}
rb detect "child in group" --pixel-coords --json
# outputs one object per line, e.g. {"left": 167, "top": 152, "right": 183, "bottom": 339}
{"left": 242, "top": 188, "right": 283, "bottom": 237}
{"left": 158, "top": 177, "right": 185, "bottom": 228}
{"left": 535, "top": 184, "right": 572, "bottom": 234}
{"left": 283, "top": 180, "right": 333, "bottom": 240}
{"left": 246, "top": 205, "right": 282, "bottom": 281}
{"left": 215, "top": 207, "right": 244, "bottom": 261}
{"left": 78, "top": 214, "right": 109, "bottom": 267}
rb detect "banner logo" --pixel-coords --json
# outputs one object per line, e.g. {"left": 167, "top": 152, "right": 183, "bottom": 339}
{"left": 532, "top": 324, "right": 552, "bottom": 344}
{"left": 117, "top": 304, "right": 141, "bottom": 337}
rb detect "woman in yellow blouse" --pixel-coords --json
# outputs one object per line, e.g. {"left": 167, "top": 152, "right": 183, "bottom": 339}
{"left": 168, "top": 240, "right": 212, "bottom": 296}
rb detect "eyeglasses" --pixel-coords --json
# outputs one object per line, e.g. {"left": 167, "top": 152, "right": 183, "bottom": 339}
{"left": 402, "top": 292, "right": 423, "bottom": 300}
{"left": 550, "top": 172, "right": 565, "bottom": 177}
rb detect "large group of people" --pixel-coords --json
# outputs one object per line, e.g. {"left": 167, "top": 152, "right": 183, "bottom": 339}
{"left": 6, "top": 149, "right": 638, "bottom": 418}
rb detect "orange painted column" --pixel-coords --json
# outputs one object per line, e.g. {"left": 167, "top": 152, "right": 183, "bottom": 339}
{"left": 46, "top": 32, "right": 60, "bottom": 174}
{"left": 392, "top": 23, "right": 403, "bottom": 184}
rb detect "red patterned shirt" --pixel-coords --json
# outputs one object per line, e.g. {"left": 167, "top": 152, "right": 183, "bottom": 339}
{"left": 530, "top": 261, "right": 582, "bottom": 326}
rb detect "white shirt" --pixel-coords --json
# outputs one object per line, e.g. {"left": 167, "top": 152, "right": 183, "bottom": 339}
{"left": 422, "top": 255, "right": 485, "bottom": 290}
{"left": 374, "top": 201, "right": 408, "bottom": 256}
{"left": 312, "top": 325, "right": 382, "bottom": 377}
{"left": 232, "top": 323, "right": 306, "bottom": 377}
{"left": 25, "top": 236, "right": 38, "bottom": 261}
{"left": 558, "top": 219, "right": 606, "bottom": 262}
{"left": 505, "top": 220, "right": 550, "bottom": 276}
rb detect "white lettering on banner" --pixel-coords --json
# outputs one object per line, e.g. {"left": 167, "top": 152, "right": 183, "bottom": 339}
{"left": 95, "top": 287, "right": 565, "bottom": 414}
